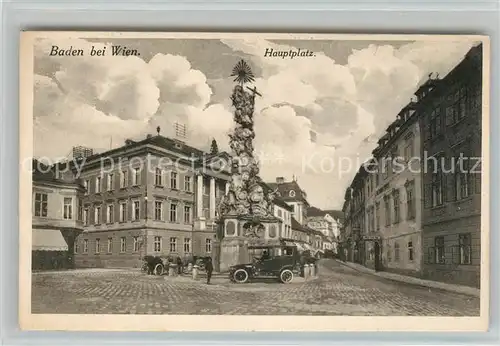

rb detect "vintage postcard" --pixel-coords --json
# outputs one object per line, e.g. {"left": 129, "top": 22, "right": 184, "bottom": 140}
{"left": 19, "top": 32, "right": 490, "bottom": 332}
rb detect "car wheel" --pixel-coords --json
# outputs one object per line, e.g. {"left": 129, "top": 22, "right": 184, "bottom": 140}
{"left": 280, "top": 269, "right": 294, "bottom": 283}
{"left": 154, "top": 264, "right": 164, "bottom": 276}
{"left": 233, "top": 269, "right": 249, "bottom": 283}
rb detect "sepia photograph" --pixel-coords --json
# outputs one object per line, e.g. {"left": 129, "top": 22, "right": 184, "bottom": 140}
{"left": 19, "top": 32, "right": 489, "bottom": 331}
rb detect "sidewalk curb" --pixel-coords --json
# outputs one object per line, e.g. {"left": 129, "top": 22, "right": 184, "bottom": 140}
{"left": 335, "top": 260, "right": 480, "bottom": 298}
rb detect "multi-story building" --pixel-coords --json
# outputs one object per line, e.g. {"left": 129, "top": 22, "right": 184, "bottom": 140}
{"left": 68, "top": 134, "right": 231, "bottom": 268}
{"left": 32, "top": 159, "right": 85, "bottom": 270}
{"left": 271, "top": 196, "right": 294, "bottom": 239}
{"left": 267, "top": 177, "right": 310, "bottom": 225}
{"left": 367, "top": 99, "right": 423, "bottom": 275}
{"left": 340, "top": 43, "right": 482, "bottom": 285}
{"left": 306, "top": 207, "right": 343, "bottom": 253}
{"left": 420, "top": 44, "right": 482, "bottom": 287}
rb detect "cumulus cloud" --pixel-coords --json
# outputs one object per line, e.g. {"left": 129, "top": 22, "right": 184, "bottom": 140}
{"left": 34, "top": 37, "right": 227, "bottom": 158}
{"left": 220, "top": 38, "right": 477, "bottom": 208}
{"left": 33, "top": 36, "right": 478, "bottom": 208}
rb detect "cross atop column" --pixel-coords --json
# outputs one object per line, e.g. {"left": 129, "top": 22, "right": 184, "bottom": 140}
{"left": 246, "top": 85, "right": 262, "bottom": 97}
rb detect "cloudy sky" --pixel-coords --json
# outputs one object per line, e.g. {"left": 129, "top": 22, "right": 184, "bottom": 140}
{"left": 33, "top": 36, "right": 478, "bottom": 209}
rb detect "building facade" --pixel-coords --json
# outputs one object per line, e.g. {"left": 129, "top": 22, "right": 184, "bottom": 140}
{"left": 268, "top": 177, "right": 310, "bottom": 225}
{"left": 306, "top": 207, "right": 343, "bottom": 253}
{"left": 71, "top": 135, "right": 231, "bottom": 268}
{"left": 420, "top": 44, "right": 482, "bottom": 287}
{"left": 368, "top": 101, "right": 424, "bottom": 275}
{"left": 340, "top": 43, "right": 482, "bottom": 286}
{"left": 32, "top": 160, "right": 85, "bottom": 270}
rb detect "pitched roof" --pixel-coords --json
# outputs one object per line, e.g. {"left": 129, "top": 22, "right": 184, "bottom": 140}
{"left": 291, "top": 217, "right": 320, "bottom": 236}
{"left": 266, "top": 180, "right": 308, "bottom": 204}
{"left": 307, "top": 206, "right": 344, "bottom": 221}
{"left": 259, "top": 180, "right": 294, "bottom": 211}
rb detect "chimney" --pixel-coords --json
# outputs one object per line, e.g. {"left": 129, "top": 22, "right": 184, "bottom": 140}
{"left": 276, "top": 177, "right": 285, "bottom": 184}
{"left": 146, "top": 134, "right": 153, "bottom": 139}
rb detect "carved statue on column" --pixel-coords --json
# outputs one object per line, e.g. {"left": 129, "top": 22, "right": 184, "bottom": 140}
{"left": 217, "top": 60, "right": 278, "bottom": 235}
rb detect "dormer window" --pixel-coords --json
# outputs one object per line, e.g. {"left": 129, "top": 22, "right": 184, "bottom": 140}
{"left": 289, "top": 190, "right": 296, "bottom": 198}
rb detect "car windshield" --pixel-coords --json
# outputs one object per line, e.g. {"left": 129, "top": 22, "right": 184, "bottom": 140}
{"left": 248, "top": 246, "right": 295, "bottom": 258}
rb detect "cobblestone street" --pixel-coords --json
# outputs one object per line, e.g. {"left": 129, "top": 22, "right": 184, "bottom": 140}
{"left": 31, "top": 260, "right": 479, "bottom": 316}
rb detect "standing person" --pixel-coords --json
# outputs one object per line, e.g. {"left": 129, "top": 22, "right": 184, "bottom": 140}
{"left": 205, "top": 257, "right": 213, "bottom": 285}
{"left": 176, "top": 256, "right": 183, "bottom": 275}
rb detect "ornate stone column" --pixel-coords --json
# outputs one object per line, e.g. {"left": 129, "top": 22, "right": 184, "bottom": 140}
{"left": 197, "top": 174, "right": 203, "bottom": 219}
{"left": 209, "top": 177, "right": 216, "bottom": 220}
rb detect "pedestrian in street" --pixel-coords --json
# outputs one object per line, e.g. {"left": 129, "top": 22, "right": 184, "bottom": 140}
{"left": 205, "top": 257, "right": 213, "bottom": 285}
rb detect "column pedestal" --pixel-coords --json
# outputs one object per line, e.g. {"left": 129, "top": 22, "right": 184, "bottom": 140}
{"left": 218, "top": 214, "right": 282, "bottom": 272}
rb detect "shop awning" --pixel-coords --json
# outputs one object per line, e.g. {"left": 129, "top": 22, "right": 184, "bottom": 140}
{"left": 294, "top": 242, "right": 306, "bottom": 251}
{"left": 303, "top": 243, "right": 313, "bottom": 251}
{"left": 32, "top": 229, "right": 68, "bottom": 251}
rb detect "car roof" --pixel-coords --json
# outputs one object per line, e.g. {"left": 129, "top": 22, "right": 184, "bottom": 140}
{"left": 248, "top": 245, "right": 297, "bottom": 249}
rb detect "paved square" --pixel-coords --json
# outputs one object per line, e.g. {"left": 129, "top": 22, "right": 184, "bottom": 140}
{"left": 32, "top": 260, "right": 479, "bottom": 316}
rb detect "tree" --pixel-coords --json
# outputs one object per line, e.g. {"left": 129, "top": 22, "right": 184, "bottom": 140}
{"left": 210, "top": 138, "right": 219, "bottom": 155}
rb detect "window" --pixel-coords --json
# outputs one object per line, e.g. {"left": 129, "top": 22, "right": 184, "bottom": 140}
{"left": 183, "top": 238, "right": 191, "bottom": 253}
{"left": 387, "top": 245, "right": 392, "bottom": 262}
{"left": 94, "top": 206, "right": 101, "bottom": 224}
{"left": 170, "top": 203, "right": 177, "bottom": 222}
{"left": 408, "top": 241, "right": 414, "bottom": 261}
{"left": 170, "top": 172, "right": 178, "bottom": 189}
{"left": 205, "top": 239, "right": 212, "bottom": 253}
{"left": 203, "top": 180, "right": 209, "bottom": 195}
{"left": 459, "top": 233, "right": 472, "bottom": 264}
{"left": 435, "top": 236, "right": 445, "bottom": 264}
{"left": 106, "top": 204, "right": 114, "bottom": 223}
{"left": 95, "top": 238, "right": 100, "bottom": 253}
{"left": 120, "top": 170, "right": 128, "bottom": 188}
{"left": 83, "top": 239, "right": 88, "bottom": 253}
{"left": 84, "top": 180, "right": 90, "bottom": 195}
{"left": 78, "top": 199, "right": 83, "bottom": 221}
{"left": 383, "top": 157, "right": 390, "bottom": 179}
{"left": 406, "top": 181, "right": 415, "bottom": 219}
{"left": 393, "top": 190, "right": 400, "bottom": 224}
{"left": 404, "top": 136, "right": 414, "bottom": 161}
{"left": 289, "top": 190, "right": 296, "bottom": 197}
{"left": 169, "top": 237, "right": 177, "bottom": 252}
{"left": 154, "top": 236, "right": 162, "bottom": 252}
{"left": 95, "top": 176, "right": 102, "bottom": 193}
{"left": 446, "top": 87, "right": 467, "bottom": 125}
{"left": 74, "top": 241, "right": 79, "bottom": 254}
{"left": 107, "top": 238, "right": 113, "bottom": 253}
{"left": 155, "top": 168, "right": 163, "bottom": 186}
{"left": 133, "top": 236, "right": 140, "bottom": 252}
{"left": 84, "top": 208, "right": 89, "bottom": 225}
{"left": 63, "top": 197, "right": 73, "bottom": 220}
{"left": 132, "top": 168, "right": 140, "bottom": 186}
{"left": 184, "top": 176, "right": 191, "bottom": 192}
{"left": 34, "top": 193, "right": 48, "bottom": 217}
{"left": 375, "top": 202, "right": 380, "bottom": 230}
{"left": 120, "top": 237, "right": 126, "bottom": 253}
{"left": 394, "top": 242, "right": 400, "bottom": 262}
{"left": 455, "top": 155, "right": 472, "bottom": 200}
{"left": 154, "top": 201, "right": 163, "bottom": 221}
{"left": 119, "top": 202, "right": 127, "bottom": 222}
{"left": 431, "top": 163, "right": 443, "bottom": 207}
{"left": 133, "top": 201, "right": 140, "bottom": 220}
{"left": 430, "top": 107, "right": 443, "bottom": 140}
{"left": 184, "top": 205, "right": 191, "bottom": 223}
{"left": 384, "top": 196, "right": 391, "bottom": 226}
{"left": 107, "top": 173, "right": 114, "bottom": 191}
{"left": 390, "top": 147, "right": 399, "bottom": 173}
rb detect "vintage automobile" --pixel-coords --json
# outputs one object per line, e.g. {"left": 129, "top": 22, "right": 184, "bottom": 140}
{"left": 228, "top": 243, "right": 301, "bottom": 284}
